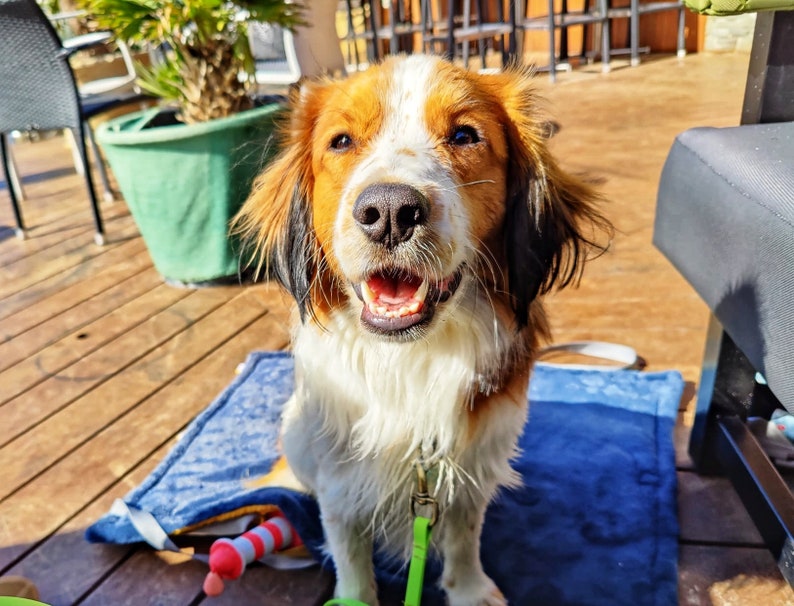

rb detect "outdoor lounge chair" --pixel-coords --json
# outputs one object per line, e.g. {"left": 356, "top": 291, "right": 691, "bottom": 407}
{"left": 0, "top": 0, "right": 147, "bottom": 245}
{"left": 654, "top": 8, "right": 794, "bottom": 585}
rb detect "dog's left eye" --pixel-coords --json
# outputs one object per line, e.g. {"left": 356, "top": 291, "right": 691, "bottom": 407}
{"left": 330, "top": 133, "right": 354, "bottom": 151}
{"left": 448, "top": 125, "right": 480, "bottom": 147}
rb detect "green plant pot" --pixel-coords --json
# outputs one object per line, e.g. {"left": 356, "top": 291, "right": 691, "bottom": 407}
{"left": 97, "top": 103, "right": 284, "bottom": 284}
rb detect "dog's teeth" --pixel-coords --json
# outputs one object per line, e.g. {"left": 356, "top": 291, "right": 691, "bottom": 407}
{"left": 362, "top": 277, "right": 428, "bottom": 318}
{"left": 415, "top": 279, "right": 429, "bottom": 304}
{"left": 361, "top": 281, "right": 376, "bottom": 305}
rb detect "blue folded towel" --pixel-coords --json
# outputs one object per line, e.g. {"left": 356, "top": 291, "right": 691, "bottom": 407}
{"left": 87, "top": 351, "right": 682, "bottom": 606}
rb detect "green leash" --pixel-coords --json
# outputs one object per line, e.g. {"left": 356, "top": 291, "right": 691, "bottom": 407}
{"left": 325, "top": 460, "right": 438, "bottom": 606}
{"left": 404, "top": 515, "right": 433, "bottom": 606}
{"left": 324, "top": 515, "right": 433, "bottom": 606}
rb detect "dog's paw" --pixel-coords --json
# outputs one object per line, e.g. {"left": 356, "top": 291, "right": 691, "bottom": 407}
{"left": 443, "top": 574, "right": 507, "bottom": 606}
{"left": 334, "top": 582, "right": 379, "bottom": 606}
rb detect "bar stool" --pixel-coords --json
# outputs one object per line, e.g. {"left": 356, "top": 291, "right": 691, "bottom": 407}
{"left": 520, "top": 0, "right": 611, "bottom": 82}
{"left": 341, "top": 0, "right": 423, "bottom": 64}
{"left": 422, "top": 0, "right": 516, "bottom": 69}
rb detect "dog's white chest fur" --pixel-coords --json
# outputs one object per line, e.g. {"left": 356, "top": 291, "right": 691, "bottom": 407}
{"left": 281, "top": 290, "right": 527, "bottom": 556}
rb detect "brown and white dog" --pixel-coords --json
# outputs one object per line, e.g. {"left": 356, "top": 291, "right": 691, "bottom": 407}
{"left": 235, "top": 55, "right": 609, "bottom": 605}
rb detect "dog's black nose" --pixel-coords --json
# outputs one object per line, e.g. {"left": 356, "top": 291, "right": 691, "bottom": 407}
{"left": 352, "top": 183, "right": 429, "bottom": 248}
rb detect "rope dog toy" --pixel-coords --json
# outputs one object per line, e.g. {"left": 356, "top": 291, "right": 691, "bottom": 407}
{"left": 202, "top": 514, "right": 301, "bottom": 596}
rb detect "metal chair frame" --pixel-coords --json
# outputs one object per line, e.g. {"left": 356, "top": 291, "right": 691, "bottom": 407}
{"left": 0, "top": 0, "right": 147, "bottom": 244}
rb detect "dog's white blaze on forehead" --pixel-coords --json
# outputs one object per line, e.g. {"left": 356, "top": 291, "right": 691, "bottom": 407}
{"left": 347, "top": 55, "right": 440, "bottom": 184}
{"left": 380, "top": 56, "right": 437, "bottom": 163}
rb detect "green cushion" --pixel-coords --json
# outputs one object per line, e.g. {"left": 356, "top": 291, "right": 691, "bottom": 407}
{"left": 685, "top": 0, "right": 794, "bottom": 15}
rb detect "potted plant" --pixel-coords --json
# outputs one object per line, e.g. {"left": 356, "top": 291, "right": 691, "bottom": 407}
{"left": 82, "top": 0, "right": 303, "bottom": 284}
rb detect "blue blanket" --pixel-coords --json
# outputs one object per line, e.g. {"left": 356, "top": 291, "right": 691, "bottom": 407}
{"left": 87, "top": 351, "right": 682, "bottom": 605}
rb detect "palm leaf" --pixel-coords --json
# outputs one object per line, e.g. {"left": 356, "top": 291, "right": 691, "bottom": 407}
{"left": 78, "top": 0, "right": 304, "bottom": 122}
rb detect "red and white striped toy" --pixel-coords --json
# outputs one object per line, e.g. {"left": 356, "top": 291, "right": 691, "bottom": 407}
{"left": 202, "top": 514, "right": 302, "bottom": 596}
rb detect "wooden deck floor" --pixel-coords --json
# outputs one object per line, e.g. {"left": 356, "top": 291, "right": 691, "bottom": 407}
{"left": 2, "top": 52, "right": 793, "bottom": 606}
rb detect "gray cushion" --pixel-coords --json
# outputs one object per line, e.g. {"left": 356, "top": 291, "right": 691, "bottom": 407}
{"left": 653, "top": 122, "right": 794, "bottom": 410}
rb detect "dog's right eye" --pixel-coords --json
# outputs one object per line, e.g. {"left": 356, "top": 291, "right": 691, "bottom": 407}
{"left": 330, "top": 134, "right": 353, "bottom": 151}
{"left": 448, "top": 125, "right": 480, "bottom": 147}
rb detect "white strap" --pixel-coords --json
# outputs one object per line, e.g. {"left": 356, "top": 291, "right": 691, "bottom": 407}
{"left": 111, "top": 499, "right": 315, "bottom": 570}
{"left": 111, "top": 499, "right": 208, "bottom": 562}
{"left": 535, "top": 341, "right": 639, "bottom": 371}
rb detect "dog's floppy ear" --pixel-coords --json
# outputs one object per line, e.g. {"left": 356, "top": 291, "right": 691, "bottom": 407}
{"left": 233, "top": 83, "right": 324, "bottom": 321}
{"left": 490, "top": 67, "right": 611, "bottom": 328}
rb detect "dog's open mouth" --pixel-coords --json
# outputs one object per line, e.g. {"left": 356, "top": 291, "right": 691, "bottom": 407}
{"left": 351, "top": 268, "right": 463, "bottom": 335}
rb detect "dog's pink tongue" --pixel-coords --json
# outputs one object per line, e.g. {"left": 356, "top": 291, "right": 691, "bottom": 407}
{"left": 367, "top": 274, "right": 421, "bottom": 305}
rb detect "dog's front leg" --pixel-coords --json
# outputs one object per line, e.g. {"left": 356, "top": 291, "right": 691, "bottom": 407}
{"left": 321, "top": 510, "right": 378, "bottom": 605}
{"left": 440, "top": 502, "right": 506, "bottom": 606}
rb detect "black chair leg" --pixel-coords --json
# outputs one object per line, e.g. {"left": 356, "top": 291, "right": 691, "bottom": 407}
{"left": 85, "top": 122, "right": 114, "bottom": 203}
{"left": 690, "top": 315, "right": 756, "bottom": 473}
{"left": 72, "top": 126, "right": 106, "bottom": 245}
{"left": 0, "top": 133, "right": 26, "bottom": 240}
{"left": 691, "top": 314, "right": 794, "bottom": 586}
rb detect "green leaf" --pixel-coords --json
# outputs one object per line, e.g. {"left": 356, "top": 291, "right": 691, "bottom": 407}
{"left": 76, "top": 0, "right": 306, "bottom": 121}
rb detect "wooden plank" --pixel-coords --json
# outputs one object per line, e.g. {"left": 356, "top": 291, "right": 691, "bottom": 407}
{"left": 0, "top": 304, "right": 290, "bottom": 604}
{"left": 0, "top": 243, "right": 151, "bottom": 338}
{"left": 0, "top": 186, "right": 128, "bottom": 245}
{"left": 0, "top": 283, "right": 234, "bottom": 430}
{"left": 0, "top": 287, "right": 286, "bottom": 569}
{"left": 201, "top": 563, "right": 333, "bottom": 606}
{"left": 0, "top": 237, "right": 149, "bottom": 321}
{"left": 0, "top": 278, "right": 188, "bottom": 404}
{"left": 0, "top": 214, "right": 141, "bottom": 301}
{"left": 0, "top": 286, "right": 240, "bottom": 489}
{"left": 677, "top": 470, "right": 765, "bottom": 546}
{"left": 0, "top": 266, "right": 160, "bottom": 374}
{"left": 79, "top": 549, "right": 209, "bottom": 606}
{"left": 4, "top": 440, "right": 177, "bottom": 604}
{"left": 0, "top": 201, "right": 131, "bottom": 266}
{"left": 82, "top": 549, "right": 333, "bottom": 606}
{"left": 679, "top": 544, "right": 794, "bottom": 606}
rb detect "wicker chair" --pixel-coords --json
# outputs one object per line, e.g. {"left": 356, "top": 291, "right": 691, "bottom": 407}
{"left": 0, "top": 0, "right": 146, "bottom": 245}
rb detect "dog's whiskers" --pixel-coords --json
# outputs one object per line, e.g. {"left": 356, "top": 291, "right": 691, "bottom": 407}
{"left": 451, "top": 179, "right": 496, "bottom": 189}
